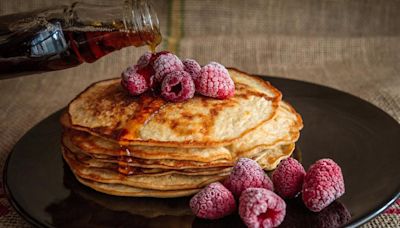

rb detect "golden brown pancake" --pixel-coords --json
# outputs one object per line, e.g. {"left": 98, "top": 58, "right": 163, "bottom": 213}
{"left": 61, "top": 101, "right": 302, "bottom": 163}
{"left": 63, "top": 146, "right": 232, "bottom": 176}
{"left": 76, "top": 176, "right": 201, "bottom": 198}
{"left": 67, "top": 69, "right": 282, "bottom": 147}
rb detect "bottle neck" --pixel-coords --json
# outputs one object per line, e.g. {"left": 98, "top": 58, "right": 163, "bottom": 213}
{"left": 63, "top": 0, "right": 161, "bottom": 48}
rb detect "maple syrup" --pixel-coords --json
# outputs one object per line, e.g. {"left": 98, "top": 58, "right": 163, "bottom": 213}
{"left": 116, "top": 94, "right": 167, "bottom": 175}
{"left": 118, "top": 147, "right": 135, "bottom": 175}
{"left": 0, "top": 0, "right": 161, "bottom": 78}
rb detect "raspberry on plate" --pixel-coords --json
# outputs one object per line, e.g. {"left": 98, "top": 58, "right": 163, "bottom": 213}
{"left": 224, "top": 158, "right": 273, "bottom": 198}
{"left": 272, "top": 157, "right": 306, "bottom": 199}
{"left": 195, "top": 62, "right": 235, "bottom": 99}
{"left": 190, "top": 182, "right": 236, "bottom": 220}
{"left": 153, "top": 53, "right": 184, "bottom": 82}
{"left": 182, "top": 58, "right": 201, "bottom": 79}
{"left": 302, "top": 158, "right": 345, "bottom": 212}
{"left": 161, "top": 71, "right": 195, "bottom": 102}
{"left": 239, "top": 188, "right": 286, "bottom": 228}
{"left": 121, "top": 66, "right": 149, "bottom": 95}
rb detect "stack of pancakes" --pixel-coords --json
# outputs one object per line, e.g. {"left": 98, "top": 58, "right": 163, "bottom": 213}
{"left": 60, "top": 69, "right": 303, "bottom": 198}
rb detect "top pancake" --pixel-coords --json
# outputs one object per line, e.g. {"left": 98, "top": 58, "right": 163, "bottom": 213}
{"left": 67, "top": 69, "right": 281, "bottom": 147}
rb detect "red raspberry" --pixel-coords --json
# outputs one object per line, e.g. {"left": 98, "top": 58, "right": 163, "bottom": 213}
{"left": 136, "top": 51, "right": 152, "bottom": 69}
{"left": 153, "top": 53, "right": 184, "bottom": 82}
{"left": 239, "top": 188, "right": 286, "bottom": 228}
{"left": 148, "top": 51, "right": 170, "bottom": 64}
{"left": 224, "top": 158, "right": 273, "bottom": 198}
{"left": 161, "top": 71, "right": 195, "bottom": 102}
{"left": 190, "top": 182, "right": 236, "bottom": 220}
{"left": 302, "top": 158, "right": 345, "bottom": 212}
{"left": 272, "top": 157, "right": 306, "bottom": 199}
{"left": 183, "top": 58, "right": 201, "bottom": 79}
{"left": 121, "top": 66, "right": 149, "bottom": 95}
{"left": 195, "top": 62, "right": 235, "bottom": 99}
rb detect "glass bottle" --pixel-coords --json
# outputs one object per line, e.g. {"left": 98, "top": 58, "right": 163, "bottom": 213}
{"left": 0, "top": 0, "right": 161, "bottom": 78}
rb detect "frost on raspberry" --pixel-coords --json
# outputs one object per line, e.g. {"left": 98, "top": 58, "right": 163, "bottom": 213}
{"left": 153, "top": 53, "right": 184, "bottom": 82}
{"left": 224, "top": 158, "right": 273, "bottom": 198}
{"left": 190, "top": 182, "right": 236, "bottom": 220}
{"left": 182, "top": 58, "right": 201, "bottom": 79}
{"left": 195, "top": 62, "right": 235, "bottom": 99}
{"left": 161, "top": 71, "right": 195, "bottom": 102}
{"left": 136, "top": 51, "right": 152, "bottom": 69}
{"left": 272, "top": 157, "right": 306, "bottom": 199}
{"left": 239, "top": 188, "right": 286, "bottom": 228}
{"left": 302, "top": 158, "right": 345, "bottom": 212}
{"left": 121, "top": 66, "right": 149, "bottom": 95}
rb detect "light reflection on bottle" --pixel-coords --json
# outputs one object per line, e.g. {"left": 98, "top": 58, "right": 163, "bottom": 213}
{"left": 30, "top": 22, "right": 67, "bottom": 57}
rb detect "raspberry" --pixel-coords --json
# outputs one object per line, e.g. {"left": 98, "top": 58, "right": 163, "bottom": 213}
{"left": 182, "top": 58, "right": 201, "bottom": 79}
{"left": 153, "top": 53, "right": 184, "bottom": 82}
{"left": 302, "top": 158, "right": 345, "bottom": 212}
{"left": 224, "top": 158, "right": 273, "bottom": 198}
{"left": 195, "top": 62, "right": 235, "bottom": 99}
{"left": 161, "top": 71, "right": 195, "bottom": 102}
{"left": 149, "top": 51, "right": 170, "bottom": 64}
{"left": 272, "top": 157, "right": 306, "bottom": 199}
{"left": 136, "top": 51, "right": 152, "bottom": 68}
{"left": 190, "top": 182, "right": 236, "bottom": 220}
{"left": 239, "top": 188, "right": 286, "bottom": 228}
{"left": 121, "top": 66, "right": 149, "bottom": 95}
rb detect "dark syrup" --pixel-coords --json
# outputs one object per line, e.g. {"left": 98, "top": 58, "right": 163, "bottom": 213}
{"left": 0, "top": 21, "right": 161, "bottom": 77}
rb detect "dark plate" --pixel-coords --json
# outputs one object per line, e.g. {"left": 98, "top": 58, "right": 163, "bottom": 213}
{"left": 4, "top": 76, "right": 400, "bottom": 228}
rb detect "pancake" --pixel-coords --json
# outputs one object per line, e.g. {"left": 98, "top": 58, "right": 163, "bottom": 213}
{"left": 67, "top": 69, "right": 282, "bottom": 147}
{"left": 63, "top": 142, "right": 294, "bottom": 191}
{"left": 61, "top": 101, "right": 302, "bottom": 164}
{"left": 63, "top": 146, "right": 232, "bottom": 176}
{"left": 63, "top": 139, "right": 234, "bottom": 170}
{"left": 69, "top": 143, "right": 295, "bottom": 199}
{"left": 65, "top": 129, "right": 233, "bottom": 163}
{"left": 231, "top": 101, "right": 302, "bottom": 157}
{"left": 76, "top": 176, "right": 201, "bottom": 198}
{"left": 254, "top": 143, "right": 295, "bottom": 170}
{"left": 63, "top": 147, "right": 228, "bottom": 191}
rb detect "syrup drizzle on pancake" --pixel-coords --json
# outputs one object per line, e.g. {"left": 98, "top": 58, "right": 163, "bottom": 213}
{"left": 117, "top": 95, "right": 167, "bottom": 174}
{"left": 118, "top": 147, "right": 134, "bottom": 175}
{"left": 118, "top": 94, "right": 167, "bottom": 141}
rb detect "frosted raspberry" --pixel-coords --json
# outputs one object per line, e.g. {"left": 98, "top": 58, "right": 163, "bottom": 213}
{"left": 190, "top": 182, "right": 236, "bottom": 220}
{"left": 161, "top": 71, "right": 195, "bottom": 102}
{"left": 224, "top": 158, "right": 273, "bottom": 198}
{"left": 272, "top": 157, "right": 306, "bottom": 199}
{"left": 302, "top": 158, "right": 345, "bottom": 212}
{"left": 183, "top": 58, "right": 201, "bottom": 79}
{"left": 153, "top": 53, "right": 184, "bottom": 82}
{"left": 136, "top": 51, "right": 152, "bottom": 68}
{"left": 121, "top": 66, "right": 148, "bottom": 95}
{"left": 195, "top": 62, "right": 235, "bottom": 99}
{"left": 149, "top": 51, "right": 170, "bottom": 64}
{"left": 239, "top": 188, "right": 286, "bottom": 228}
